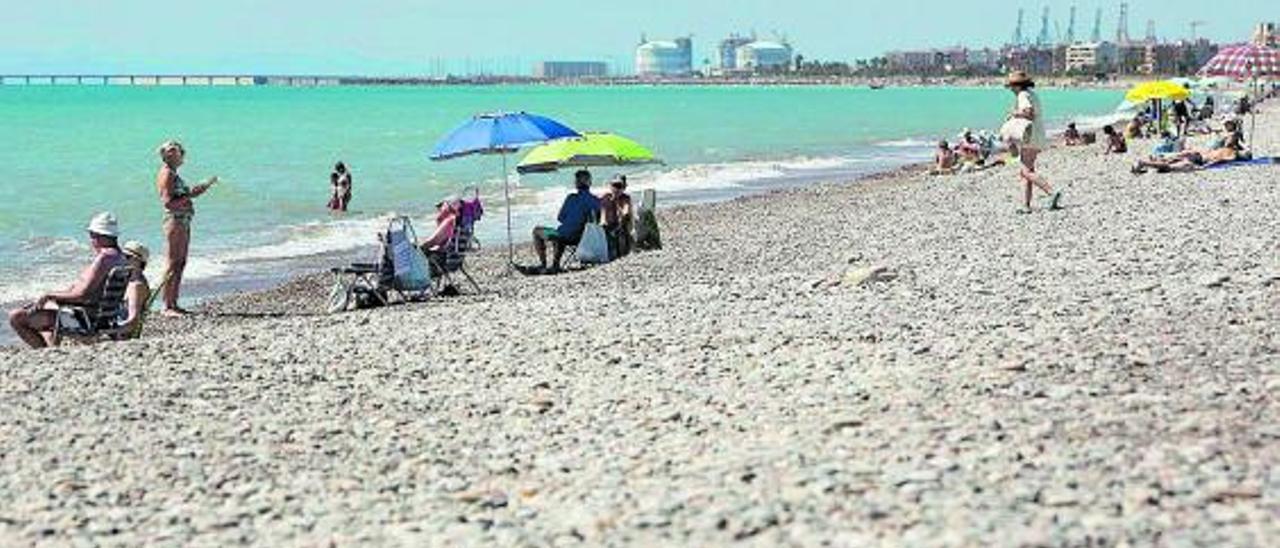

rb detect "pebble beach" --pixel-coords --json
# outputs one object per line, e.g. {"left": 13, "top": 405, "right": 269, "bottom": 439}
{"left": 1, "top": 108, "right": 1278, "bottom": 545}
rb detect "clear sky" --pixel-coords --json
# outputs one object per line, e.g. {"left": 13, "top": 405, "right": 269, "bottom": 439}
{"left": 0, "top": 0, "right": 1264, "bottom": 74}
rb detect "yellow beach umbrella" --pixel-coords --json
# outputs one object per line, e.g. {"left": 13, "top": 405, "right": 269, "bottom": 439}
{"left": 1125, "top": 80, "right": 1192, "bottom": 103}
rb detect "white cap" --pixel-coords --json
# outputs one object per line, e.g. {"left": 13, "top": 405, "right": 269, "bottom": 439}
{"left": 122, "top": 241, "right": 150, "bottom": 264}
{"left": 86, "top": 212, "right": 119, "bottom": 238}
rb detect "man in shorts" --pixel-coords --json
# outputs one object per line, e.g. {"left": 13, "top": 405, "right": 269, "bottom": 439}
{"left": 7, "top": 213, "right": 126, "bottom": 348}
{"left": 531, "top": 170, "right": 601, "bottom": 274}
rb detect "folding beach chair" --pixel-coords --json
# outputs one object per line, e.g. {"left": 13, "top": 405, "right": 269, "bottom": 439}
{"left": 55, "top": 266, "right": 134, "bottom": 342}
{"left": 328, "top": 216, "right": 433, "bottom": 313}
{"left": 428, "top": 229, "right": 483, "bottom": 294}
{"left": 456, "top": 194, "right": 484, "bottom": 252}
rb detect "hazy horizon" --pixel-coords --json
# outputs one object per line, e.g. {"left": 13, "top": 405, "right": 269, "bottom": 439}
{"left": 1, "top": 0, "right": 1265, "bottom": 75}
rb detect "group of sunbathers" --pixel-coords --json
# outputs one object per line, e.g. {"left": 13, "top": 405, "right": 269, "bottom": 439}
{"left": 931, "top": 129, "right": 1005, "bottom": 175}
{"left": 530, "top": 169, "right": 636, "bottom": 274}
{"left": 1130, "top": 119, "right": 1249, "bottom": 174}
{"left": 7, "top": 213, "right": 152, "bottom": 349}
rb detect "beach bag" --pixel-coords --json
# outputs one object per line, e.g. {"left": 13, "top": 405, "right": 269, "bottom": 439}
{"left": 387, "top": 218, "right": 431, "bottom": 290}
{"left": 577, "top": 223, "right": 610, "bottom": 264}
{"left": 636, "top": 210, "right": 662, "bottom": 251}
{"left": 999, "top": 118, "right": 1032, "bottom": 146}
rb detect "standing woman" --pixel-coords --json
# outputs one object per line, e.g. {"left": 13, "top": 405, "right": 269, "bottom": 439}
{"left": 155, "top": 140, "right": 217, "bottom": 317}
{"left": 1004, "top": 71, "right": 1062, "bottom": 213}
{"left": 333, "top": 162, "right": 353, "bottom": 212}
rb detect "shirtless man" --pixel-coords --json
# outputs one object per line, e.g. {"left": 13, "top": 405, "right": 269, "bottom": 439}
{"left": 931, "top": 140, "right": 959, "bottom": 175}
{"left": 7, "top": 213, "right": 126, "bottom": 349}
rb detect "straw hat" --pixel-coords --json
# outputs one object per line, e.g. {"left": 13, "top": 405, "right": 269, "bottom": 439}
{"left": 86, "top": 212, "right": 119, "bottom": 238}
{"left": 122, "top": 241, "right": 150, "bottom": 265}
{"left": 1006, "top": 71, "right": 1034, "bottom": 87}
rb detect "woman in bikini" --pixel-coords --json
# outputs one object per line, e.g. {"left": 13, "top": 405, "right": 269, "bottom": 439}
{"left": 155, "top": 141, "right": 217, "bottom": 317}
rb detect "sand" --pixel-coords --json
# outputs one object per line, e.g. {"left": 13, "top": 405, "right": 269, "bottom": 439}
{"left": 1, "top": 109, "right": 1277, "bottom": 546}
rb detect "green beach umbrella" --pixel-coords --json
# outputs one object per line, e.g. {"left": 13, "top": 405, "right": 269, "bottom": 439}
{"left": 517, "top": 132, "right": 661, "bottom": 174}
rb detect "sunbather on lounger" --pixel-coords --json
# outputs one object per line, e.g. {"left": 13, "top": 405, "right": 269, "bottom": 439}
{"left": 421, "top": 197, "right": 460, "bottom": 252}
{"left": 1132, "top": 151, "right": 1208, "bottom": 174}
{"left": 7, "top": 213, "right": 126, "bottom": 349}
{"left": 531, "top": 170, "right": 601, "bottom": 274}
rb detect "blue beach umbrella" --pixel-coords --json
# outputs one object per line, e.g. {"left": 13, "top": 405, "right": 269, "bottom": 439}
{"left": 431, "top": 112, "right": 581, "bottom": 265}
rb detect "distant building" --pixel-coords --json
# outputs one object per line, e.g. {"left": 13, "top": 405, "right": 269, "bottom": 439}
{"left": 735, "top": 40, "right": 794, "bottom": 72}
{"left": 965, "top": 48, "right": 1003, "bottom": 72}
{"left": 636, "top": 36, "right": 693, "bottom": 77}
{"left": 533, "top": 61, "right": 608, "bottom": 79}
{"left": 1065, "top": 42, "right": 1118, "bottom": 72}
{"left": 1003, "top": 46, "right": 1056, "bottom": 75}
{"left": 1115, "top": 44, "right": 1150, "bottom": 75}
{"left": 717, "top": 34, "right": 754, "bottom": 72}
{"left": 885, "top": 50, "right": 941, "bottom": 73}
{"left": 1253, "top": 22, "right": 1278, "bottom": 46}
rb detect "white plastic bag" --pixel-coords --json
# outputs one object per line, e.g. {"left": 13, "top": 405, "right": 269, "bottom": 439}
{"left": 576, "top": 223, "right": 610, "bottom": 264}
{"left": 999, "top": 118, "right": 1032, "bottom": 147}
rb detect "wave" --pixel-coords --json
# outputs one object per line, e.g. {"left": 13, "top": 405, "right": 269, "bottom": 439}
{"left": 875, "top": 138, "right": 935, "bottom": 148}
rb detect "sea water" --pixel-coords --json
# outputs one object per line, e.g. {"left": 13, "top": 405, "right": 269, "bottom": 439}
{"left": 0, "top": 85, "right": 1123, "bottom": 306}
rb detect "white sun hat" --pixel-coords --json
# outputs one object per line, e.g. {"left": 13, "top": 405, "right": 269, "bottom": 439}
{"left": 86, "top": 212, "right": 120, "bottom": 238}
{"left": 122, "top": 241, "right": 150, "bottom": 264}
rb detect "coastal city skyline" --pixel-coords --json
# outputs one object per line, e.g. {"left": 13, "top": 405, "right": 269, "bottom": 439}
{"left": 0, "top": 0, "right": 1265, "bottom": 75}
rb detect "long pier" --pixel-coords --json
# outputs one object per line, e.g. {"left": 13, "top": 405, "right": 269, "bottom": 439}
{"left": 0, "top": 75, "right": 349, "bottom": 86}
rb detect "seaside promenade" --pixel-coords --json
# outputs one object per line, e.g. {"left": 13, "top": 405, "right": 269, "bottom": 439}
{"left": 0, "top": 109, "right": 1276, "bottom": 544}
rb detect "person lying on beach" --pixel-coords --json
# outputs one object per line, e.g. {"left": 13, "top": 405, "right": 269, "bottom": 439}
{"left": 1131, "top": 135, "right": 1246, "bottom": 175}
{"left": 1063, "top": 123, "right": 1085, "bottom": 146}
{"left": 119, "top": 241, "right": 151, "bottom": 340}
{"left": 1131, "top": 151, "right": 1208, "bottom": 174}
{"left": 7, "top": 213, "right": 126, "bottom": 349}
{"left": 930, "top": 140, "right": 959, "bottom": 175}
{"left": 600, "top": 175, "right": 634, "bottom": 259}
{"left": 531, "top": 169, "right": 601, "bottom": 274}
{"left": 1103, "top": 125, "right": 1128, "bottom": 154}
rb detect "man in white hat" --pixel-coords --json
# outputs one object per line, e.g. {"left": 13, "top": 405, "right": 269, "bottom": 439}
{"left": 7, "top": 212, "right": 127, "bottom": 348}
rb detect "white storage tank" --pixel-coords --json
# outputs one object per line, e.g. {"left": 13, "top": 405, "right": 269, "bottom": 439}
{"left": 736, "top": 41, "right": 794, "bottom": 72}
{"left": 636, "top": 37, "right": 693, "bottom": 77}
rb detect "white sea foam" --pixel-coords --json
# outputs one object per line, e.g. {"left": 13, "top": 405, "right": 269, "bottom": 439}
{"left": 875, "top": 138, "right": 935, "bottom": 149}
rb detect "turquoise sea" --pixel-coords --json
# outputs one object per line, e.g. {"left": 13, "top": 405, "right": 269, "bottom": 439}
{"left": 0, "top": 85, "right": 1124, "bottom": 307}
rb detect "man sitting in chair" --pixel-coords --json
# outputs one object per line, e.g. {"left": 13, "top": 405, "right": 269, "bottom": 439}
{"left": 532, "top": 169, "right": 601, "bottom": 274}
{"left": 7, "top": 212, "right": 126, "bottom": 349}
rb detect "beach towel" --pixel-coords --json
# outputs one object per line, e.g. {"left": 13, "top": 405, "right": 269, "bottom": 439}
{"left": 1204, "top": 157, "right": 1277, "bottom": 170}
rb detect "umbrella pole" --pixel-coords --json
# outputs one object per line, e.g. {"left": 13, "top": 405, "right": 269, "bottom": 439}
{"left": 503, "top": 153, "right": 515, "bottom": 269}
{"left": 1250, "top": 76, "right": 1258, "bottom": 153}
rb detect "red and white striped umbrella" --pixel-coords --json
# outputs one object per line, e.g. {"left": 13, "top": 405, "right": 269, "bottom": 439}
{"left": 1198, "top": 43, "right": 1280, "bottom": 79}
